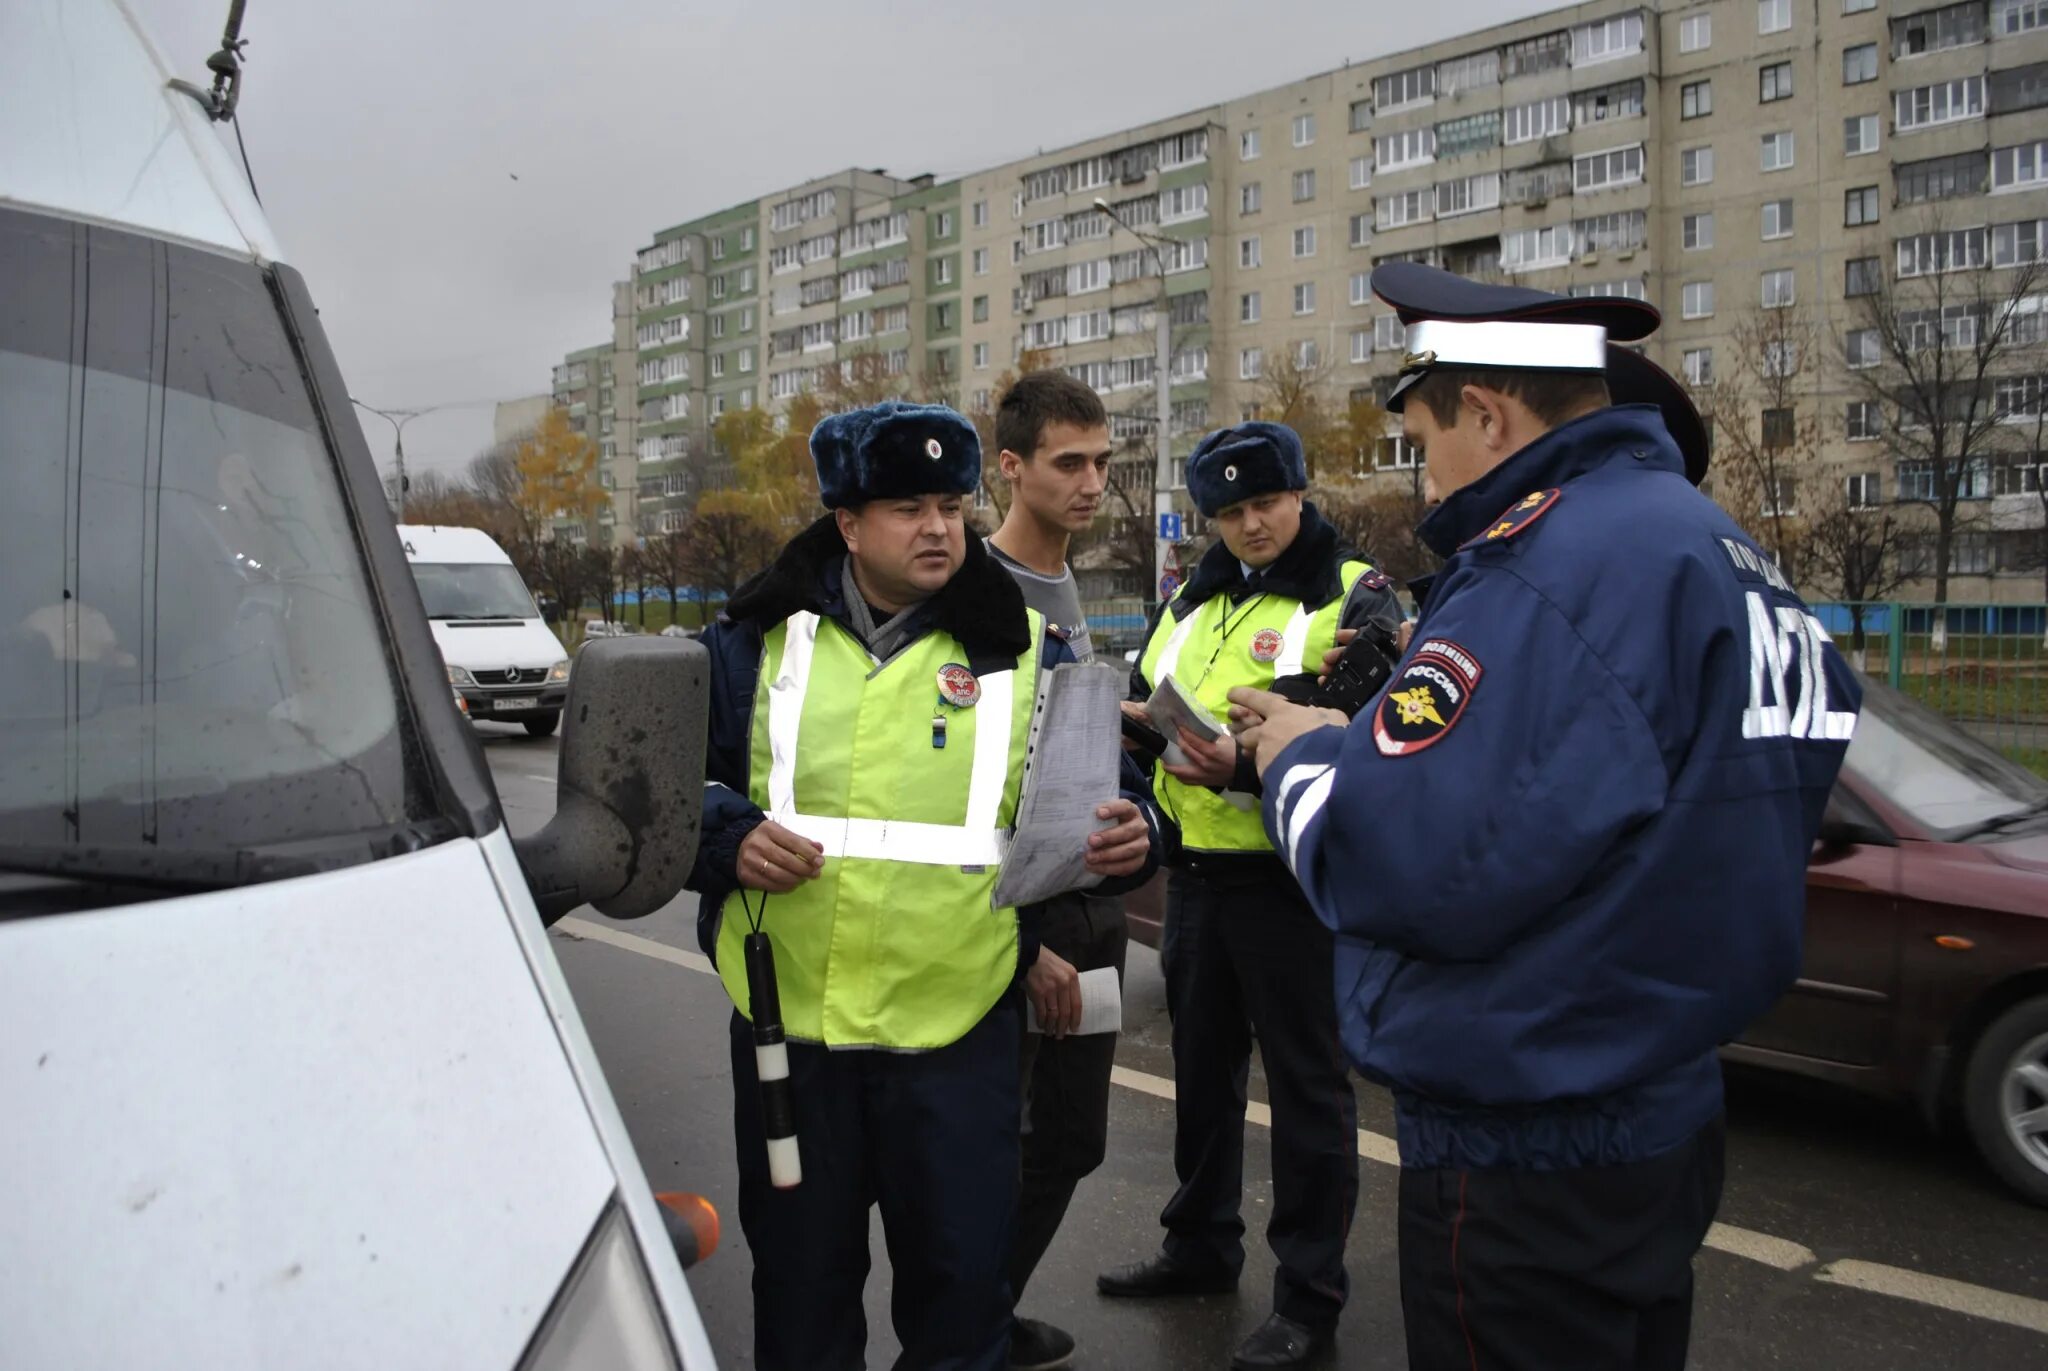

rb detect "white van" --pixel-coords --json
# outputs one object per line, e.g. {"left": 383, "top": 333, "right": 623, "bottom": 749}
{"left": 401, "top": 524, "right": 573, "bottom": 736}
{"left": 0, "top": 3, "right": 718, "bottom": 1367}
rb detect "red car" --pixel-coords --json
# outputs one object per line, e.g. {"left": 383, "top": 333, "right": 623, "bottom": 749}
{"left": 1125, "top": 678, "right": 2048, "bottom": 1204}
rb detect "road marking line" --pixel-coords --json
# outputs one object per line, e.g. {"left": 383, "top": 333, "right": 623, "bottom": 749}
{"left": 555, "top": 916, "right": 714, "bottom": 975}
{"left": 1815, "top": 1260, "right": 2048, "bottom": 1336}
{"left": 563, "top": 919, "right": 2040, "bottom": 1329}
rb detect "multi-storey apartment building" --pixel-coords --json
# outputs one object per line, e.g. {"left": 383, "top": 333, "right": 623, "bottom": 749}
{"left": 591, "top": 0, "right": 2048, "bottom": 598}
{"left": 547, "top": 281, "right": 640, "bottom": 544}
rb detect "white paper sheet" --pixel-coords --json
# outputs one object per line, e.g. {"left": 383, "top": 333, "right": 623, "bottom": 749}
{"left": 1144, "top": 673, "right": 1228, "bottom": 768}
{"left": 1023, "top": 966, "right": 1125, "bottom": 1036}
{"left": 990, "top": 661, "right": 1124, "bottom": 910}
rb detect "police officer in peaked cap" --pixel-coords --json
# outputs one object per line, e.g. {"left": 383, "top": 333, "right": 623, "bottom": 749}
{"left": 1226, "top": 264, "right": 1862, "bottom": 1371}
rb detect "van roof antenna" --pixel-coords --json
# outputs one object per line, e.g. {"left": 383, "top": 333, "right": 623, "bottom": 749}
{"left": 167, "top": 0, "right": 250, "bottom": 123}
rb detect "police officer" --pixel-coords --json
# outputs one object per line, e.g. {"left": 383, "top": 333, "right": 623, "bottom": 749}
{"left": 688, "top": 400, "right": 1166, "bottom": 1371}
{"left": 1098, "top": 423, "right": 1400, "bottom": 1371}
{"left": 1231, "top": 263, "right": 1861, "bottom": 1371}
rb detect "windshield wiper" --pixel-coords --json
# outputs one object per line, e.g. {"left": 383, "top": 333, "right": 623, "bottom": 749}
{"left": 428, "top": 612, "right": 517, "bottom": 621}
{"left": 0, "top": 843, "right": 323, "bottom": 893}
{"left": 1954, "top": 795, "right": 2048, "bottom": 841}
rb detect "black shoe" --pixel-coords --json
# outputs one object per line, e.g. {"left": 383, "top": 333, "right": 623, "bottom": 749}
{"left": 1009, "top": 1317, "right": 1075, "bottom": 1371}
{"left": 1095, "top": 1251, "right": 1238, "bottom": 1298}
{"left": 1229, "top": 1313, "right": 1332, "bottom": 1370}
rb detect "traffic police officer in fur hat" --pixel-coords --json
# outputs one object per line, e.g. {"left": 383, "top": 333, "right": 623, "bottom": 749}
{"left": 1099, "top": 421, "right": 1400, "bottom": 1371}
{"left": 685, "top": 400, "right": 1167, "bottom": 1371}
{"left": 1229, "top": 263, "right": 1860, "bottom": 1371}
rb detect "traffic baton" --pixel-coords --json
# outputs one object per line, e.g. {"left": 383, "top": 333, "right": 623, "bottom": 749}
{"left": 744, "top": 931, "right": 801, "bottom": 1188}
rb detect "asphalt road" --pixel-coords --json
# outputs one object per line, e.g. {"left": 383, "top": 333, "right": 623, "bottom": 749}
{"left": 478, "top": 725, "right": 2048, "bottom": 1370}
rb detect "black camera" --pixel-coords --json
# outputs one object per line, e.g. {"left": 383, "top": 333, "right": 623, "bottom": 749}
{"left": 1269, "top": 621, "right": 1401, "bottom": 718}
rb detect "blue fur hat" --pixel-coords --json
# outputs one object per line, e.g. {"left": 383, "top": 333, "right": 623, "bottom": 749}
{"left": 1185, "top": 422, "right": 1308, "bottom": 517}
{"left": 810, "top": 400, "right": 982, "bottom": 509}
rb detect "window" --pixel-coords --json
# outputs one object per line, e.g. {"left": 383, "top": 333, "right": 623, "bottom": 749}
{"left": 1503, "top": 96, "right": 1569, "bottom": 145}
{"left": 1681, "top": 13, "right": 1712, "bottom": 53}
{"left": 1999, "top": 0, "right": 2048, "bottom": 35}
{"left": 1846, "top": 256, "right": 1884, "bottom": 296}
{"left": 1240, "top": 235, "right": 1263, "bottom": 268}
{"left": 1435, "top": 110, "right": 1503, "bottom": 160}
{"left": 1994, "top": 140, "right": 2048, "bottom": 191}
{"left": 1683, "top": 280, "right": 1716, "bottom": 318}
{"left": 1500, "top": 224, "right": 1575, "bottom": 272}
{"left": 1350, "top": 212, "right": 1374, "bottom": 247}
{"left": 1764, "top": 338, "right": 1801, "bottom": 378}
{"left": 973, "top": 247, "right": 989, "bottom": 275}
{"left": 972, "top": 200, "right": 988, "bottom": 229}
{"left": 709, "top": 353, "right": 726, "bottom": 380}
{"left": 1894, "top": 76, "right": 1985, "bottom": 130}
{"left": 1994, "top": 217, "right": 2048, "bottom": 265}
{"left": 1437, "top": 173, "right": 1502, "bottom": 217}
{"left": 1894, "top": 1, "right": 1987, "bottom": 56}
{"left": 710, "top": 314, "right": 727, "bottom": 340}
{"left": 1574, "top": 144, "right": 1644, "bottom": 192}
{"left": 1845, "top": 114, "right": 1880, "bottom": 156}
{"left": 1761, "top": 474, "right": 1798, "bottom": 517}
{"left": 1761, "top": 62, "right": 1794, "bottom": 102}
{"left": 1762, "top": 199, "right": 1795, "bottom": 240}
{"left": 1161, "top": 183, "right": 1209, "bottom": 223}
{"left": 1574, "top": 12, "right": 1643, "bottom": 63}
{"left": 1293, "top": 169, "right": 1317, "bottom": 202}
{"left": 1846, "top": 186, "right": 1880, "bottom": 226}
{"left": 1241, "top": 129, "right": 1262, "bottom": 160}
{"left": 1349, "top": 157, "right": 1373, "bottom": 191}
{"left": 1293, "top": 225, "right": 1318, "bottom": 257}
{"left": 1294, "top": 282, "right": 1316, "bottom": 315}
{"left": 1846, "top": 472, "right": 1881, "bottom": 508}
{"left": 1846, "top": 328, "right": 1882, "bottom": 369}
{"left": 1376, "top": 65, "right": 1435, "bottom": 110}
{"left": 1240, "top": 291, "right": 1261, "bottom": 323}
{"left": 1761, "top": 131, "right": 1795, "bottom": 171}
{"left": 1759, "top": 0, "right": 1791, "bottom": 35}
{"left": 1682, "top": 81, "right": 1713, "bottom": 119}
{"left": 1682, "top": 146, "right": 1715, "bottom": 185}
{"left": 1899, "top": 227, "right": 1990, "bottom": 276}
{"left": 1573, "top": 80, "right": 1645, "bottom": 126}
{"left": 1241, "top": 182, "right": 1263, "bottom": 215}
{"left": 1762, "top": 268, "right": 1796, "bottom": 307}
{"left": 1375, "top": 314, "right": 1409, "bottom": 351}
{"left": 1844, "top": 43, "right": 1878, "bottom": 84}
{"left": 1846, "top": 0, "right": 1876, "bottom": 12}
{"left": 1294, "top": 114, "right": 1316, "bottom": 147}
{"left": 1376, "top": 188, "right": 1432, "bottom": 230}
{"left": 973, "top": 295, "right": 989, "bottom": 323}
{"left": 1683, "top": 211, "right": 1715, "bottom": 249}
{"left": 1990, "top": 62, "right": 2048, "bottom": 115}
{"left": 1762, "top": 408, "right": 1796, "bottom": 450}
{"left": 1350, "top": 328, "right": 1372, "bottom": 364}
{"left": 1897, "top": 149, "right": 1988, "bottom": 201}
{"left": 1575, "top": 209, "right": 1647, "bottom": 253}
{"left": 934, "top": 257, "right": 954, "bottom": 286}
{"left": 1684, "top": 348, "right": 1714, "bottom": 385}
{"left": 1350, "top": 272, "right": 1372, "bottom": 305}
{"left": 1375, "top": 127, "right": 1436, "bottom": 171}
{"left": 1846, "top": 400, "right": 1883, "bottom": 440}
{"left": 1240, "top": 347, "right": 1263, "bottom": 380}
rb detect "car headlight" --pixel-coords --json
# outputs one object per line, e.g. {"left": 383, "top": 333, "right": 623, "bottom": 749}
{"left": 447, "top": 664, "right": 478, "bottom": 688}
{"left": 547, "top": 658, "right": 572, "bottom": 684}
{"left": 522, "top": 1203, "right": 678, "bottom": 1371}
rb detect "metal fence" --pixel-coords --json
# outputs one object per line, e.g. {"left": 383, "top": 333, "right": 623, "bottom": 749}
{"left": 1811, "top": 602, "right": 2048, "bottom": 771}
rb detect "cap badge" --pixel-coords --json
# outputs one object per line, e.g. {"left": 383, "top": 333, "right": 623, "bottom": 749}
{"left": 1223, "top": 463, "right": 1239, "bottom": 482}
{"left": 1249, "top": 627, "right": 1285, "bottom": 664}
{"left": 936, "top": 662, "right": 981, "bottom": 707}
{"left": 1400, "top": 349, "right": 1438, "bottom": 374}
{"left": 926, "top": 437, "right": 944, "bottom": 460}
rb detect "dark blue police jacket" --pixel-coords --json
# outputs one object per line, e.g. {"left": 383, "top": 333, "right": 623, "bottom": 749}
{"left": 1261, "top": 404, "right": 1861, "bottom": 1171}
{"left": 687, "top": 517, "right": 1168, "bottom": 965}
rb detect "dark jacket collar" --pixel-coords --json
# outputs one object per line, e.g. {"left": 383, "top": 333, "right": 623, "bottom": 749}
{"left": 1418, "top": 404, "right": 1683, "bottom": 557}
{"left": 725, "top": 513, "right": 1033, "bottom": 660}
{"left": 1181, "top": 500, "right": 1348, "bottom": 610}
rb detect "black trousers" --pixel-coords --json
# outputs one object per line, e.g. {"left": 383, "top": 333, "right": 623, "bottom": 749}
{"left": 729, "top": 995, "right": 1022, "bottom": 1371}
{"left": 1396, "top": 1115, "right": 1727, "bottom": 1371}
{"left": 1010, "top": 892, "right": 1129, "bottom": 1307}
{"left": 1159, "top": 863, "right": 1359, "bottom": 1329}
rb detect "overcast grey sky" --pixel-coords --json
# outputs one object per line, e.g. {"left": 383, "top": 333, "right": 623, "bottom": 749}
{"left": 135, "top": 0, "right": 1557, "bottom": 481}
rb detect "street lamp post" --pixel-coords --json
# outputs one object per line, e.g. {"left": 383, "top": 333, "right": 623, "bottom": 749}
{"left": 350, "top": 399, "right": 435, "bottom": 519}
{"left": 1095, "top": 198, "right": 1185, "bottom": 602}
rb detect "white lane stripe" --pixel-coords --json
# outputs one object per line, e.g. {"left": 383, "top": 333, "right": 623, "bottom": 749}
{"left": 560, "top": 919, "right": 2040, "bottom": 1328}
{"left": 1815, "top": 1260, "right": 2048, "bottom": 1336}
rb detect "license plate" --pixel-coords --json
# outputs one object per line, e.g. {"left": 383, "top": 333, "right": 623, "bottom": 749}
{"left": 494, "top": 695, "right": 540, "bottom": 711}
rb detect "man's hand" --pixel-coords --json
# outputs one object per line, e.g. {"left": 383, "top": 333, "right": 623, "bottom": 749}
{"left": 1319, "top": 622, "right": 1416, "bottom": 681}
{"left": 1161, "top": 725, "right": 1237, "bottom": 788}
{"left": 1118, "top": 700, "right": 1152, "bottom": 753}
{"left": 1226, "top": 687, "right": 1349, "bottom": 780}
{"left": 1084, "top": 798, "right": 1150, "bottom": 878}
{"left": 1025, "top": 945, "right": 1082, "bottom": 1038}
{"left": 738, "top": 820, "right": 825, "bottom": 892}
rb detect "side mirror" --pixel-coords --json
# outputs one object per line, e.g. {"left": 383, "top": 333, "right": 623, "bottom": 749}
{"left": 516, "top": 637, "right": 709, "bottom": 924}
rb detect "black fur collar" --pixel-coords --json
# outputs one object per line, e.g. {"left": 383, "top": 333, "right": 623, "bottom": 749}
{"left": 1180, "top": 501, "right": 1347, "bottom": 610}
{"left": 726, "top": 514, "right": 1033, "bottom": 660}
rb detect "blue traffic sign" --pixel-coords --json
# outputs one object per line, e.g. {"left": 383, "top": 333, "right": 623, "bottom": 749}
{"left": 1158, "top": 512, "right": 1183, "bottom": 542}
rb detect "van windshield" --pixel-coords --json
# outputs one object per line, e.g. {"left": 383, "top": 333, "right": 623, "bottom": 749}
{"left": 413, "top": 562, "right": 539, "bottom": 620}
{"left": 0, "top": 207, "right": 440, "bottom": 894}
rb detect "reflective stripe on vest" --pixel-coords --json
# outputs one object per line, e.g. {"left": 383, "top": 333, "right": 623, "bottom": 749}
{"left": 763, "top": 610, "right": 1017, "bottom": 866}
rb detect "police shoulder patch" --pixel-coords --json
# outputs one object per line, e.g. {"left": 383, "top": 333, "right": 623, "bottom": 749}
{"left": 1359, "top": 566, "right": 1393, "bottom": 592}
{"left": 1460, "top": 488, "right": 1562, "bottom": 551}
{"left": 1374, "top": 638, "right": 1483, "bottom": 757}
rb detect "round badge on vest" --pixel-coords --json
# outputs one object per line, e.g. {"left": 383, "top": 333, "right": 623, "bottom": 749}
{"left": 1249, "top": 627, "right": 1284, "bottom": 663}
{"left": 936, "top": 662, "right": 981, "bottom": 707}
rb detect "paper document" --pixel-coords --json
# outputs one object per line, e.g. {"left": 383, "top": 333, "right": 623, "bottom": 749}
{"left": 1024, "top": 966, "right": 1124, "bottom": 1036}
{"left": 991, "top": 661, "right": 1124, "bottom": 910}
{"left": 1144, "top": 673, "right": 1227, "bottom": 768}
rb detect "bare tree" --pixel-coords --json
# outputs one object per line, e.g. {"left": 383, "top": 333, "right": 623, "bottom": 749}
{"left": 1695, "top": 303, "right": 1823, "bottom": 586}
{"left": 684, "top": 508, "right": 780, "bottom": 603}
{"left": 1805, "top": 470, "right": 1912, "bottom": 658}
{"left": 1840, "top": 219, "right": 2048, "bottom": 600}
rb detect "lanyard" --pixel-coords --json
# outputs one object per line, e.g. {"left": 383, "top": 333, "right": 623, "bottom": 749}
{"left": 1189, "top": 592, "right": 1268, "bottom": 691}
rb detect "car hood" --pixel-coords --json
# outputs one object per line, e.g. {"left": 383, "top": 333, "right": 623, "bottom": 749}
{"left": 1982, "top": 826, "right": 2048, "bottom": 875}
{"left": 428, "top": 618, "right": 564, "bottom": 672}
